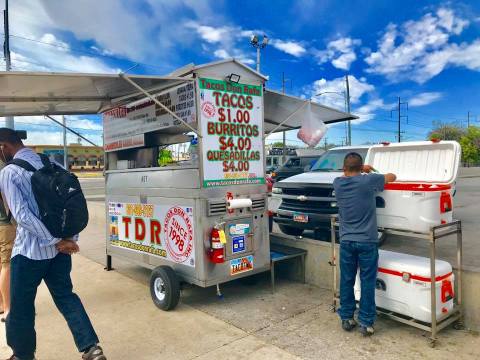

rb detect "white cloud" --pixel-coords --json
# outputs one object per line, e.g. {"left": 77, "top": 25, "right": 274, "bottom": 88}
{"left": 271, "top": 40, "right": 306, "bottom": 57}
{"left": 409, "top": 92, "right": 443, "bottom": 107}
{"left": 7, "top": 0, "right": 220, "bottom": 70}
{"left": 354, "top": 99, "right": 388, "bottom": 123}
{"left": 365, "top": 8, "right": 474, "bottom": 83}
{"left": 311, "top": 75, "right": 375, "bottom": 109}
{"left": 213, "top": 48, "right": 255, "bottom": 65}
{"left": 186, "top": 21, "right": 256, "bottom": 65}
{"left": 22, "top": 131, "right": 102, "bottom": 146}
{"left": 2, "top": 33, "right": 119, "bottom": 73}
{"left": 314, "top": 37, "right": 361, "bottom": 70}
{"left": 0, "top": 115, "right": 102, "bottom": 146}
{"left": 188, "top": 24, "right": 233, "bottom": 44}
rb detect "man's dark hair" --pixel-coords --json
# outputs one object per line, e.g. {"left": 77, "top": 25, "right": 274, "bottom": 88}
{"left": 343, "top": 152, "right": 363, "bottom": 172}
{"left": 0, "top": 128, "right": 23, "bottom": 145}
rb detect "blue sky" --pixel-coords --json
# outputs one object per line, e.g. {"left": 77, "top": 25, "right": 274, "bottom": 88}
{"left": 1, "top": 0, "right": 480, "bottom": 146}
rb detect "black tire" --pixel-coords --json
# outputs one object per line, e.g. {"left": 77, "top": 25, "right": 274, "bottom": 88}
{"left": 279, "top": 225, "right": 304, "bottom": 236}
{"left": 150, "top": 266, "right": 180, "bottom": 311}
{"left": 378, "top": 232, "right": 387, "bottom": 247}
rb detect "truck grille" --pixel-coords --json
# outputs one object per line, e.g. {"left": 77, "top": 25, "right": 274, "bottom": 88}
{"left": 282, "top": 187, "right": 332, "bottom": 197}
{"left": 279, "top": 186, "right": 336, "bottom": 215}
{"left": 281, "top": 198, "right": 337, "bottom": 214}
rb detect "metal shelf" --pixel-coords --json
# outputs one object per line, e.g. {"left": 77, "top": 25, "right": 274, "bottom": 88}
{"left": 329, "top": 215, "right": 463, "bottom": 347}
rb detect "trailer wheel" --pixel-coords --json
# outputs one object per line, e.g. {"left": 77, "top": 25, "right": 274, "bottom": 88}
{"left": 150, "top": 266, "right": 180, "bottom": 311}
{"left": 279, "top": 225, "right": 304, "bottom": 237}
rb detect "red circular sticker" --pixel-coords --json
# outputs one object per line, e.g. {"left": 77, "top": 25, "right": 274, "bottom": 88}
{"left": 164, "top": 207, "right": 194, "bottom": 263}
{"left": 202, "top": 101, "right": 216, "bottom": 118}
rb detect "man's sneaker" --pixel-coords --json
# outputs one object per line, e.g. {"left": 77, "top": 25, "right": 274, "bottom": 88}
{"left": 341, "top": 319, "right": 357, "bottom": 332}
{"left": 359, "top": 325, "right": 375, "bottom": 337}
{"left": 82, "top": 345, "right": 106, "bottom": 360}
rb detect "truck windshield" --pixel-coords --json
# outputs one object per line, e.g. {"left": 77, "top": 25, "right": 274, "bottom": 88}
{"left": 311, "top": 148, "right": 368, "bottom": 171}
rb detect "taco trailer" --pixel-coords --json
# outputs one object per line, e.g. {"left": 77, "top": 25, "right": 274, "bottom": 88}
{"left": 0, "top": 59, "right": 358, "bottom": 310}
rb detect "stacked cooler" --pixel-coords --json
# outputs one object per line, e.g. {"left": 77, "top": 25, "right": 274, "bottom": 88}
{"left": 365, "top": 141, "right": 461, "bottom": 233}
{"left": 354, "top": 250, "right": 455, "bottom": 323}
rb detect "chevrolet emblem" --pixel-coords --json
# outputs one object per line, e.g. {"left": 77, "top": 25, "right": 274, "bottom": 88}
{"left": 297, "top": 195, "right": 308, "bottom": 201}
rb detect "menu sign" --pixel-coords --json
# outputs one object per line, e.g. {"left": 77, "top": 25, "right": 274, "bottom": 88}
{"left": 199, "top": 78, "right": 264, "bottom": 187}
{"left": 103, "top": 82, "right": 196, "bottom": 152}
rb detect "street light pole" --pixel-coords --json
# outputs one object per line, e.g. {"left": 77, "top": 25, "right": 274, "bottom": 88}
{"left": 250, "top": 34, "right": 268, "bottom": 73}
{"left": 3, "top": 0, "right": 14, "bottom": 129}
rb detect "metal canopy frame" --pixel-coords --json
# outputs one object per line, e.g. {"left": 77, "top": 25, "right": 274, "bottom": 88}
{"left": 0, "top": 71, "right": 192, "bottom": 116}
{"left": 0, "top": 61, "right": 358, "bottom": 138}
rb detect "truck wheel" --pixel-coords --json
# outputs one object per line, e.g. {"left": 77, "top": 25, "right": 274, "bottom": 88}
{"left": 150, "top": 266, "right": 180, "bottom": 311}
{"left": 279, "top": 225, "right": 304, "bottom": 236}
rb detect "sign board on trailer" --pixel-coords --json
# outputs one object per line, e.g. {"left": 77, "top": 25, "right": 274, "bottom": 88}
{"left": 103, "top": 83, "right": 196, "bottom": 152}
{"left": 108, "top": 202, "right": 195, "bottom": 267}
{"left": 198, "top": 77, "right": 265, "bottom": 187}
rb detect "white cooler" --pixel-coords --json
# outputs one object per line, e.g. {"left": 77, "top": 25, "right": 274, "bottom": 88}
{"left": 365, "top": 141, "right": 461, "bottom": 233}
{"left": 354, "top": 250, "right": 455, "bottom": 323}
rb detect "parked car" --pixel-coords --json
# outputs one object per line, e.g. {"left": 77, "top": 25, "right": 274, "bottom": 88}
{"left": 271, "top": 155, "right": 320, "bottom": 182}
{"left": 269, "top": 146, "right": 369, "bottom": 237}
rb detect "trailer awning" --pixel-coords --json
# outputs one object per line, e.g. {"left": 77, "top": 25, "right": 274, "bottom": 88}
{"left": 263, "top": 89, "right": 357, "bottom": 134}
{"left": 0, "top": 71, "right": 191, "bottom": 116}
{"left": 0, "top": 71, "right": 357, "bottom": 135}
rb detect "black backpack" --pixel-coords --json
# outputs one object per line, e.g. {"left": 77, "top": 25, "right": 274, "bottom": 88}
{"left": 9, "top": 154, "right": 89, "bottom": 238}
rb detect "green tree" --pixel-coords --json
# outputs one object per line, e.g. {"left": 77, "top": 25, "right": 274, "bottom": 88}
{"left": 459, "top": 126, "right": 480, "bottom": 166}
{"left": 271, "top": 141, "right": 286, "bottom": 148}
{"left": 428, "top": 122, "right": 465, "bottom": 141}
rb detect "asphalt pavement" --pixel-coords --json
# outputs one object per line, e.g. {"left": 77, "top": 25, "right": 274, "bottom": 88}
{"left": 80, "top": 177, "right": 105, "bottom": 201}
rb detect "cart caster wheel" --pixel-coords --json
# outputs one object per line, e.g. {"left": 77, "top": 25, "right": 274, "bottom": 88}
{"left": 150, "top": 266, "right": 180, "bottom": 311}
{"left": 427, "top": 339, "right": 436, "bottom": 348}
{"left": 453, "top": 320, "right": 465, "bottom": 330}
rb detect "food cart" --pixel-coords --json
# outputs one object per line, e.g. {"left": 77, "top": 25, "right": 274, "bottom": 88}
{"left": 0, "top": 59, "right": 357, "bottom": 310}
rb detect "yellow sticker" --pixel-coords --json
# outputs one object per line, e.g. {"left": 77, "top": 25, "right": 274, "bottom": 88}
{"left": 219, "top": 230, "right": 227, "bottom": 244}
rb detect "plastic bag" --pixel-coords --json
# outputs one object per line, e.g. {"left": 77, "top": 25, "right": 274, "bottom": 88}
{"left": 297, "top": 102, "right": 327, "bottom": 148}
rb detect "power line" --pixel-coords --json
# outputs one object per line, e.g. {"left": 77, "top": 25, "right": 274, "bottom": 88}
{"left": 1, "top": 32, "right": 166, "bottom": 71}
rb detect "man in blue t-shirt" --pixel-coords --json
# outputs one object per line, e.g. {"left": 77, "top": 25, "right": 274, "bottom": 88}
{"left": 333, "top": 152, "right": 396, "bottom": 336}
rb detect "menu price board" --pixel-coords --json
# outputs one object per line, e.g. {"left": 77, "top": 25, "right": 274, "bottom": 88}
{"left": 199, "top": 78, "right": 265, "bottom": 187}
{"left": 103, "top": 82, "right": 196, "bottom": 152}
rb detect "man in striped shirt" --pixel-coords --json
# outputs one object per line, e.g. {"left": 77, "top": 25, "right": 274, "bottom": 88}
{"left": 0, "top": 129, "right": 106, "bottom": 360}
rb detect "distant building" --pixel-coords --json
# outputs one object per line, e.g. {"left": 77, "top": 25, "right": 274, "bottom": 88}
{"left": 28, "top": 144, "right": 104, "bottom": 170}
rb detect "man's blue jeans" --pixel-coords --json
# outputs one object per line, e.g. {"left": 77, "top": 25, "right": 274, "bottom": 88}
{"left": 338, "top": 241, "right": 379, "bottom": 327}
{"left": 6, "top": 253, "right": 99, "bottom": 360}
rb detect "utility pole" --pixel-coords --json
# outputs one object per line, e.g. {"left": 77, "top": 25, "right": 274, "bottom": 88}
{"left": 3, "top": 0, "right": 14, "bottom": 129}
{"left": 62, "top": 115, "right": 68, "bottom": 168}
{"left": 391, "top": 97, "right": 408, "bottom": 142}
{"left": 345, "top": 75, "right": 351, "bottom": 146}
{"left": 324, "top": 137, "right": 328, "bottom": 150}
{"left": 397, "top": 97, "right": 401, "bottom": 142}
{"left": 467, "top": 111, "right": 470, "bottom": 128}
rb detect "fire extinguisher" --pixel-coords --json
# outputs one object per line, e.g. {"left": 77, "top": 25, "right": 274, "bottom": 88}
{"left": 209, "top": 225, "right": 225, "bottom": 264}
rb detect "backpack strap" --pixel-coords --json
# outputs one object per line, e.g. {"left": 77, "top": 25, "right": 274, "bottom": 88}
{"left": 7, "top": 159, "right": 36, "bottom": 173}
{"left": 38, "top": 153, "right": 53, "bottom": 169}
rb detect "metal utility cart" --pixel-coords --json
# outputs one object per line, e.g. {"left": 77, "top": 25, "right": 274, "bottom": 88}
{"left": 330, "top": 215, "right": 463, "bottom": 347}
{"left": 0, "top": 60, "right": 357, "bottom": 311}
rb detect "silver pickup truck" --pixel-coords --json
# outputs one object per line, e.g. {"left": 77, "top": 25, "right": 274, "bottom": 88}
{"left": 269, "top": 146, "right": 369, "bottom": 237}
